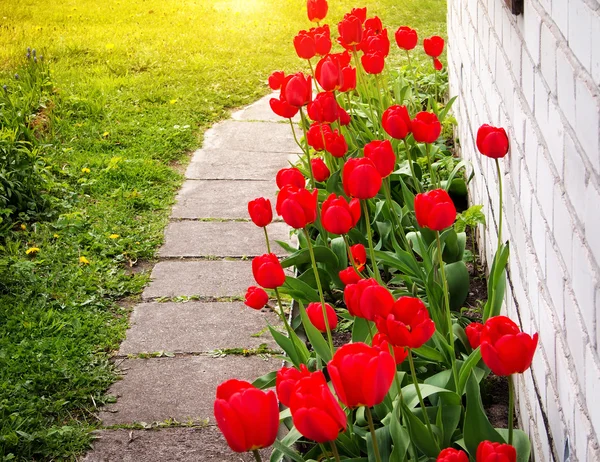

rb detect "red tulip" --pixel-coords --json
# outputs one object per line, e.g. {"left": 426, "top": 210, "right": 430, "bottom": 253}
{"left": 307, "top": 0, "right": 328, "bottom": 23}
{"left": 248, "top": 197, "right": 272, "bottom": 227}
{"left": 315, "top": 55, "right": 341, "bottom": 92}
{"left": 294, "top": 30, "right": 317, "bottom": 60}
{"left": 364, "top": 139, "right": 396, "bottom": 177}
{"left": 476, "top": 124, "right": 509, "bottom": 159}
{"left": 423, "top": 35, "right": 444, "bottom": 58}
{"left": 349, "top": 7, "right": 367, "bottom": 23}
{"left": 338, "top": 106, "right": 351, "bottom": 125}
{"left": 307, "top": 92, "right": 339, "bottom": 123}
{"left": 338, "top": 13, "right": 363, "bottom": 47}
{"left": 307, "top": 123, "right": 332, "bottom": 151}
{"left": 414, "top": 189, "right": 456, "bottom": 231}
{"left": 214, "top": 379, "right": 279, "bottom": 453}
{"left": 339, "top": 65, "right": 357, "bottom": 92}
{"left": 476, "top": 441, "right": 517, "bottom": 462}
{"left": 324, "top": 129, "right": 348, "bottom": 158}
{"left": 268, "top": 71, "right": 285, "bottom": 90}
{"left": 339, "top": 266, "right": 362, "bottom": 285}
{"left": 276, "top": 364, "right": 311, "bottom": 407}
{"left": 276, "top": 167, "right": 305, "bottom": 189}
{"left": 362, "top": 32, "right": 390, "bottom": 57}
{"left": 344, "top": 278, "right": 394, "bottom": 321}
{"left": 269, "top": 97, "right": 299, "bottom": 119}
{"left": 328, "top": 342, "right": 396, "bottom": 408}
{"left": 289, "top": 370, "right": 347, "bottom": 443}
{"left": 437, "top": 447, "right": 469, "bottom": 462}
{"left": 480, "top": 316, "right": 538, "bottom": 376}
{"left": 411, "top": 111, "right": 441, "bottom": 143}
{"left": 313, "top": 25, "right": 333, "bottom": 56}
{"left": 433, "top": 57, "right": 443, "bottom": 71}
{"left": 375, "top": 296, "right": 435, "bottom": 348}
{"left": 361, "top": 51, "right": 385, "bottom": 74}
{"left": 321, "top": 193, "right": 361, "bottom": 235}
{"left": 350, "top": 243, "right": 366, "bottom": 270}
{"left": 252, "top": 254, "right": 286, "bottom": 289}
{"left": 283, "top": 73, "right": 312, "bottom": 108}
{"left": 276, "top": 185, "right": 318, "bottom": 229}
{"left": 306, "top": 302, "right": 338, "bottom": 332}
{"left": 465, "top": 322, "right": 484, "bottom": 349}
{"left": 244, "top": 286, "right": 269, "bottom": 310}
{"left": 382, "top": 105, "right": 412, "bottom": 140}
{"left": 372, "top": 332, "right": 408, "bottom": 365}
{"left": 311, "top": 158, "right": 330, "bottom": 182}
{"left": 364, "top": 16, "right": 382, "bottom": 34}
{"left": 343, "top": 157, "right": 382, "bottom": 199}
{"left": 395, "top": 26, "right": 418, "bottom": 51}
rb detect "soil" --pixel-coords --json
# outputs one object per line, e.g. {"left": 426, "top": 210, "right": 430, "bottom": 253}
{"left": 481, "top": 374, "right": 510, "bottom": 429}
{"left": 332, "top": 330, "right": 352, "bottom": 347}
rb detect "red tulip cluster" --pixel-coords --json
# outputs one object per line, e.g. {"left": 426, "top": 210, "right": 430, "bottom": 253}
{"left": 269, "top": 71, "right": 312, "bottom": 119}
{"left": 294, "top": 25, "right": 332, "bottom": 60}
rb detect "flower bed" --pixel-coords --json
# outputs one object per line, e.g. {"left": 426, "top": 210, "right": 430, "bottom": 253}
{"left": 215, "top": 2, "right": 538, "bottom": 461}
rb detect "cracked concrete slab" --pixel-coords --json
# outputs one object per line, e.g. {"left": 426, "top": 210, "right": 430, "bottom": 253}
{"left": 202, "top": 120, "right": 301, "bottom": 153}
{"left": 231, "top": 92, "right": 299, "bottom": 124}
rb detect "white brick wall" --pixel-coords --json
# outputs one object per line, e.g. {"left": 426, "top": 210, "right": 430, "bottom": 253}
{"left": 447, "top": 0, "right": 600, "bottom": 459}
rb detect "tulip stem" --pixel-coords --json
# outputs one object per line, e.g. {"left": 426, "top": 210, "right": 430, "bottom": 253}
{"left": 425, "top": 143, "right": 438, "bottom": 188}
{"left": 252, "top": 449, "right": 262, "bottom": 462}
{"left": 263, "top": 227, "right": 271, "bottom": 254}
{"left": 508, "top": 374, "right": 514, "bottom": 446}
{"left": 365, "top": 406, "right": 383, "bottom": 462}
{"left": 383, "top": 178, "right": 411, "bottom": 252}
{"left": 299, "top": 108, "right": 316, "bottom": 188}
{"left": 352, "top": 49, "right": 380, "bottom": 137}
{"left": 495, "top": 158, "right": 503, "bottom": 252}
{"left": 374, "top": 73, "right": 386, "bottom": 114}
{"left": 405, "top": 50, "right": 418, "bottom": 110}
{"left": 274, "top": 287, "right": 303, "bottom": 364}
{"left": 435, "top": 232, "right": 459, "bottom": 391}
{"left": 289, "top": 118, "right": 304, "bottom": 154}
{"left": 342, "top": 234, "right": 363, "bottom": 279}
{"left": 402, "top": 139, "right": 422, "bottom": 192}
{"left": 308, "top": 59, "right": 321, "bottom": 93}
{"left": 329, "top": 441, "right": 342, "bottom": 462}
{"left": 361, "top": 200, "right": 382, "bottom": 284}
{"left": 407, "top": 351, "right": 436, "bottom": 444}
{"left": 304, "top": 228, "right": 335, "bottom": 355}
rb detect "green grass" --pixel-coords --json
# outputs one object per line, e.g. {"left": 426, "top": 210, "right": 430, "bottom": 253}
{"left": 0, "top": 0, "right": 446, "bottom": 459}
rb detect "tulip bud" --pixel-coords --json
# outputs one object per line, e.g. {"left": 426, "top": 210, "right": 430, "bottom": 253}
{"left": 375, "top": 296, "right": 435, "bottom": 348}
{"left": 311, "top": 158, "right": 331, "bottom": 182}
{"left": 411, "top": 111, "right": 441, "bottom": 144}
{"left": 382, "top": 105, "right": 412, "bottom": 140}
{"left": 342, "top": 157, "right": 382, "bottom": 199}
{"left": 247, "top": 197, "right": 273, "bottom": 227}
{"left": 306, "top": 302, "right": 338, "bottom": 332}
{"left": 252, "top": 254, "right": 286, "bottom": 289}
{"left": 395, "top": 26, "right": 418, "bottom": 51}
{"left": 364, "top": 139, "right": 396, "bottom": 177}
{"left": 244, "top": 286, "right": 269, "bottom": 310}
{"left": 476, "top": 124, "right": 509, "bottom": 159}
{"left": 414, "top": 188, "right": 456, "bottom": 231}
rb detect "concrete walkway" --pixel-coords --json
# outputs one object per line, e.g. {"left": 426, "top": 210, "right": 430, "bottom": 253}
{"left": 84, "top": 95, "right": 300, "bottom": 461}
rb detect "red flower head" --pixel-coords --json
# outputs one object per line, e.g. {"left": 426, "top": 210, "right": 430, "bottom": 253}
{"left": 344, "top": 278, "right": 394, "bottom": 321}
{"left": 476, "top": 441, "right": 517, "bottom": 462}
{"left": 382, "top": 105, "right": 412, "bottom": 140}
{"left": 315, "top": 55, "right": 341, "bottom": 92}
{"left": 465, "top": 322, "right": 484, "bottom": 349}
{"left": 313, "top": 25, "right": 333, "bottom": 56}
{"left": 324, "top": 129, "right": 348, "bottom": 158}
{"left": 349, "top": 7, "right": 367, "bottom": 23}
{"left": 372, "top": 332, "right": 409, "bottom": 365}
{"left": 338, "top": 106, "right": 351, "bottom": 125}
{"left": 311, "top": 157, "right": 331, "bottom": 182}
{"left": 437, "top": 448, "right": 469, "bottom": 462}
{"left": 433, "top": 58, "right": 443, "bottom": 71}
{"left": 361, "top": 51, "right": 385, "bottom": 74}
{"left": 414, "top": 189, "right": 456, "bottom": 231}
{"left": 252, "top": 253, "right": 286, "bottom": 289}
{"left": 411, "top": 111, "right": 441, "bottom": 143}
{"left": 480, "top": 316, "right": 538, "bottom": 376}
{"left": 395, "top": 26, "right": 418, "bottom": 51}
{"left": 283, "top": 73, "right": 312, "bottom": 108}
{"left": 276, "top": 185, "right": 318, "bottom": 229}
{"left": 339, "top": 266, "right": 362, "bottom": 285}
{"left": 339, "top": 65, "right": 357, "bottom": 92}
{"left": 276, "top": 364, "right": 311, "bottom": 407}
{"left": 423, "top": 35, "right": 445, "bottom": 58}
{"left": 321, "top": 193, "right": 361, "bottom": 235}
{"left": 307, "top": 91, "right": 339, "bottom": 123}
{"left": 364, "top": 15, "right": 382, "bottom": 33}
{"left": 343, "top": 157, "right": 382, "bottom": 199}
{"left": 328, "top": 342, "right": 396, "bottom": 408}
{"left": 350, "top": 243, "right": 366, "bottom": 270}
{"left": 244, "top": 286, "right": 269, "bottom": 310}
{"left": 362, "top": 29, "right": 390, "bottom": 57}
{"left": 214, "top": 380, "right": 279, "bottom": 453}
{"left": 276, "top": 167, "right": 305, "bottom": 189}
{"left": 364, "top": 139, "right": 396, "bottom": 178}
{"left": 289, "top": 370, "right": 347, "bottom": 443}
{"left": 375, "top": 296, "right": 435, "bottom": 348}
{"left": 338, "top": 13, "right": 363, "bottom": 48}
{"left": 306, "top": 123, "right": 332, "bottom": 151}
{"left": 248, "top": 197, "right": 272, "bottom": 227}
{"left": 269, "top": 97, "right": 299, "bottom": 119}
{"left": 307, "top": 0, "right": 328, "bottom": 23}
{"left": 476, "top": 124, "right": 509, "bottom": 159}
{"left": 268, "top": 71, "right": 285, "bottom": 90}
{"left": 294, "top": 30, "right": 317, "bottom": 60}
{"left": 306, "top": 302, "right": 338, "bottom": 332}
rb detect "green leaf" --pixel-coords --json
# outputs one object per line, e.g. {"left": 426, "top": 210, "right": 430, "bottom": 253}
{"left": 268, "top": 325, "right": 302, "bottom": 367}
{"left": 439, "top": 404, "right": 462, "bottom": 448}
{"left": 352, "top": 316, "right": 371, "bottom": 343}
{"left": 280, "top": 246, "right": 339, "bottom": 271}
{"left": 496, "top": 429, "right": 531, "bottom": 462}
{"left": 457, "top": 347, "right": 482, "bottom": 395}
{"left": 271, "top": 439, "right": 306, "bottom": 462}
{"left": 401, "top": 384, "right": 461, "bottom": 409}
{"left": 401, "top": 401, "right": 440, "bottom": 457}
{"left": 413, "top": 344, "right": 446, "bottom": 363}
{"left": 483, "top": 243, "right": 510, "bottom": 320}
{"left": 298, "top": 302, "right": 332, "bottom": 362}
{"left": 446, "top": 261, "right": 470, "bottom": 311}
{"left": 366, "top": 425, "right": 392, "bottom": 462}
{"left": 275, "top": 239, "right": 299, "bottom": 254}
{"left": 252, "top": 370, "right": 276, "bottom": 389}
{"left": 331, "top": 236, "right": 348, "bottom": 272}
{"left": 279, "top": 276, "right": 319, "bottom": 303}
{"left": 389, "top": 404, "right": 410, "bottom": 462}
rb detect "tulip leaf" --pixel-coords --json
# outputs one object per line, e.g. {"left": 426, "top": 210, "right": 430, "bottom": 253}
{"left": 348, "top": 227, "right": 369, "bottom": 246}
{"left": 272, "top": 438, "right": 306, "bottom": 462}
{"left": 496, "top": 429, "right": 531, "bottom": 462}
{"left": 252, "top": 370, "right": 276, "bottom": 389}
{"left": 483, "top": 242, "right": 510, "bottom": 321}
{"left": 279, "top": 276, "right": 319, "bottom": 303}
{"left": 275, "top": 239, "right": 298, "bottom": 254}
{"left": 280, "top": 246, "right": 339, "bottom": 271}
{"left": 298, "top": 301, "right": 332, "bottom": 362}
{"left": 331, "top": 236, "right": 348, "bottom": 272}
{"left": 267, "top": 324, "right": 309, "bottom": 367}
{"left": 373, "top": 249, "right": 422, "bottom": 279}
{"left": 439, "top": 404, "right": 462, "bottom": 448}
{"left": 366, "top": 425, "right": 392, "bottom": 462}
{"left": 401, "top": 383, "right": 461, "bottom": 409}
{"left": 388, "top": 403, "right": 409, "bottom": 462}
{"left": 445, "top": 261, "right": 470, "bottom": 311}
{"left": 464, "top": 371, "right": 504, "bottom": 456}
{"left": 412, "top": 344, "right": 446, "bottom": 363}
{"left": 401, "top": 401, "right": 440, "bottom": 457}
{"left": 457, "top": 347, "right": 482, "bottom": 395}
{"left": 352, "top": 316, "right": 371, "bottom": 343}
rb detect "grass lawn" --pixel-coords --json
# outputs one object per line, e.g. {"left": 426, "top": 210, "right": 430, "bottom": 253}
{"left": 0, "top": 0, "right": 446, "bottom": 459}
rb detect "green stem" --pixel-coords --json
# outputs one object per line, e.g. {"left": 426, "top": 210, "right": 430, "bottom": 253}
{"left": 361, "top": 200, "right": 382, "bottom": 283}
{"left": 374, "top": 73, "right": 386, "bottom": 114}
{"left": 252, "top": 449, "right": 262, "bottom": 462}
{"left": 308, "top": 59, "right": 321, "bottom": 92}
{"left": 508, "top": 374, "right": 514, "bottom": 445}
{"left": 383, "top": 179, "right": 410, "bottom": 252}
{"left": 329, "top": 441, "right": 342, "bottom": 462}
{"left": 425, "top": 143, "right": 438, "bottom": 188}
{"left": 289, "top": 118, "right": 303, "bottom": 153}
{"left": 495, "top": 158, "right": 503, "bottom": 251}
{"left": 263, "top": 226, "right": 271, "bottom": 254}
{"left": 402, "top": 139, "right": 422, "bottom": 192}
{"left": 435, "top": 232, "right": 459, "bottom": 391}
{"left": 303, "top": 228, "right": 334, "bottom": 355}
{"left": 299, "top": 108, "right": 316, "bottom": 188}
{"left": 365, "top": 406, "right": 382, "bottom": 462}
{"left": 405, "top": 50, "right": 418, "bottom": 109}
{"left": 352, "top": 49, "right": 379, "bottom": 137}
{"left": 407, "top": 351, "right": 436, "bottom": 442}
{"left": 274, "top": 287, "right": 303, "bottom": 363}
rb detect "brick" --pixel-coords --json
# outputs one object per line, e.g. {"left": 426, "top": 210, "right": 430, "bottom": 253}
{"left": 523, "top": 4, "right": 542, "bottom": 65}
{"left": 593, "top": 17, "right": 600, "bottom": 87}
{"left": 571, "top": 233, "right": 596, "bottom": 329}
{"left": 534, "top": 72, "right": 550, "bottom": 128}
{"left": 552, "top": 188, "right": 573, "bottom": 278}
{"left": 536, "top": 150, "right": 556, "bottom": 221}
{"left": 535, "top": 298, "right": 556, "bottom": 380}
{"left": 523, "top": 118, "right": 539, "bottom": 183}
{"left": 573, "top": 405, "right": 591, "bottom": 460}
{"left": 556, "top": 47, "right": 576, "bottom": 125}
{"left": 568, "top": 0, "right": 593, "bottom": 72}
{"left": 585, "top": 345, "right": 600, "bottom": 436}
{"left": 521, "top": 52, "right": 535, "bottom": 110}
{"left": 563, "top": 291, "right": 587, "bottom": 386}
{"left": 540, "top": 24, "right": 557, "bottom": 93}
{"left": 596, "top": 286, "right": 600, "bottom": 351}
{"left": 531, "top": 200, "right": 547, "bottom": 275}
{"left": 545, "top": 380, "right": 564, "bottom": 458}
{"left": 555, "top": 341, "right": 576, "bottom": 429}
{"left": 563, "top": 134, "right": 588, "bottom": 222}
{"left": 545, "top": 239, "right": 565, "bottom": 320}
{"left": 575, "top": 79, "right": 600, "bottom": 174}
{"left": 545, "top": 101, "right": 565, "bottom": 176}
{"left": 551, "top": 0, "right": 569, "bottom": 39}
{"left": 585, "top": 183, "right": 600, "bottom": 266}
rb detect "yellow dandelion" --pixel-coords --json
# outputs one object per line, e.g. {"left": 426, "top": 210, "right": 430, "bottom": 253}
{"left": 105, "top": 43, "right": 115, "bottom": 50}
{"left": 79, "top": 256, "right": 90, "bottom": 264}
{"left": 169, "top": 99, "right": 177, "bottom": 105}
{"left": 26, "top": 247, "right": 40, "bottom": 255}
{"left": 81, "top": 167, "right": 91, "bottom": 173}
{"left": 20, "top": 224, "right": 26, "bottom": 230}
{"left": 102, "top": 132, "right": 110, "bottom": 138}
{"left": 53, "top": 234, "right": 59, "bottom": 239}
{"left": 109, "top": 234, "right": 120, "bottom": 239}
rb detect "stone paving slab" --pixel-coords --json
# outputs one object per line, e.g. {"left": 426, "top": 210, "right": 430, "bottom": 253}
{"left": 171, "top": 180, "right": 276, "bottom": 219}
{"left": 142, "top": 260, "right": 255, "bottom": 300}
{"left": 159, "top": 221, "right": 292, "bottom": 258}
{"left": 100, "top": 356, "right": 278, "bottom": 426}
{"left": 202, "top": 120, "right": 301, "bottom": 153}
{"left": 118, "top": 302, "right": 280, "bottom": 355}
{"left": 231, "top": 92, "right": 299, "bottom": 124}
{"left": 185, "top": 149, "right": 298, "bottom": 180}
{"left": 84, "top": 427, "right": 271, "bottom": 462}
